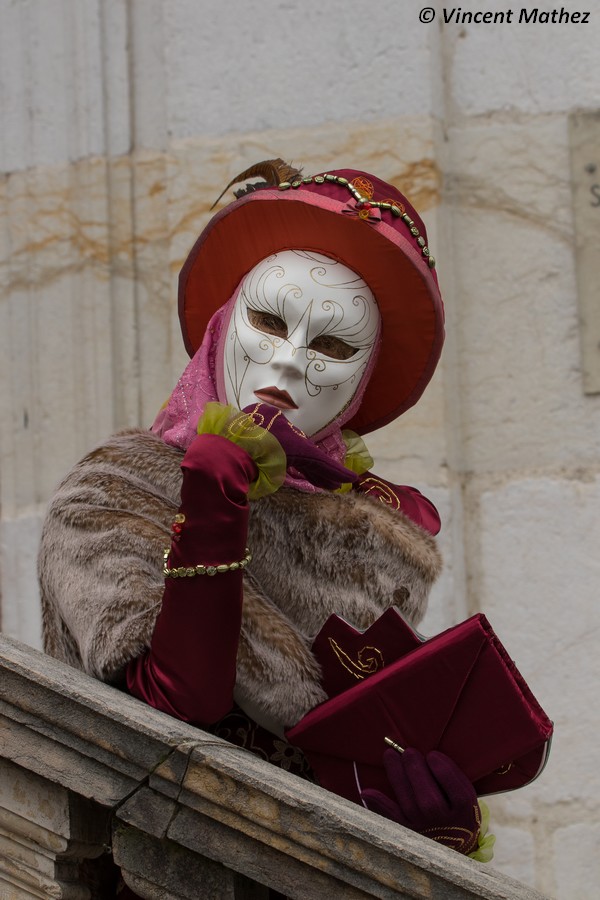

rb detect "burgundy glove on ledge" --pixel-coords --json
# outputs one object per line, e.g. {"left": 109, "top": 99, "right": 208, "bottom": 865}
{"left": 361, "top": 748, "right": 481, "bottom": 855}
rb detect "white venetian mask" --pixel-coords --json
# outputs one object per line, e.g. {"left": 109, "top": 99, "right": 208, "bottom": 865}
{"left": 223, "top": 250, "right": 380, "bottom": 437}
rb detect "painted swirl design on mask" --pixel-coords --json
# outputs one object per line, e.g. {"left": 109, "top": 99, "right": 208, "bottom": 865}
{"left": 223, "top": 250, "right": 381, "bottom": 436}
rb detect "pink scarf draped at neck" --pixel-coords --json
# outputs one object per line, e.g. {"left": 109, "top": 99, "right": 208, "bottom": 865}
{"left": 151, "top": 294, "right": 381, "bottom": 493}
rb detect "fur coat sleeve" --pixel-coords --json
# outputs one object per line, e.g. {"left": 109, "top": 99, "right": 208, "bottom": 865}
{"left": 39, "top": 430, "right": 183, "bottom": 681}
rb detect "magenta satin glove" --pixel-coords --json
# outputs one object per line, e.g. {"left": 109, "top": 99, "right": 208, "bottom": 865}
{"left": 361, "top": 748, "right": 481, "bottom": 855}
{"left": 242, "top": 402, "right": 358, "bottom": 490}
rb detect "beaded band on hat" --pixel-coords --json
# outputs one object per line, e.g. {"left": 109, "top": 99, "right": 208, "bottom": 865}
{"left": 277, "top": 174, "right": 436, "bottom": 269}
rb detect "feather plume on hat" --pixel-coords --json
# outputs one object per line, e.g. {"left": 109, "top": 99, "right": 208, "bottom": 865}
{"left": 211, "top": 158, "right": 302, "bottom": 209}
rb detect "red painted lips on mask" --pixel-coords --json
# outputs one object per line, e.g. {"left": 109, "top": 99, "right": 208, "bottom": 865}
{"left": 254, "top": 387, "right": 299, "bottom": 411}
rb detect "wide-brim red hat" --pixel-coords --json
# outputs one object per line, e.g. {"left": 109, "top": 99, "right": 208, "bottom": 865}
{"left": 179, "top": 164, "right": 444, "bottom": 436}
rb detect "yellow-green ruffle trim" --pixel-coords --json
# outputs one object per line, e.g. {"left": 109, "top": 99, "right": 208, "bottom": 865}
{"left": 197, "top": 403, "right": 287, "bottom": 500}
{"left": 335, "top": 430, "right": 374, "bottom": 493}
{"left": 467, "top": 801, "right": 496, "bottom": 863}
{"left": 197, "top": 407, "right": 374, "bottom": 499}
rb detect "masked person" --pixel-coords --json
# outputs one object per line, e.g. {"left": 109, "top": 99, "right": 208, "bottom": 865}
{"left": 39, "top": 162, "right": 492, "bottom": 860}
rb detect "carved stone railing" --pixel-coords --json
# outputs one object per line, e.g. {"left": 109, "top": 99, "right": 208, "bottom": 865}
{"left": 0, "top": 634, "right": 550, "bottom": 900}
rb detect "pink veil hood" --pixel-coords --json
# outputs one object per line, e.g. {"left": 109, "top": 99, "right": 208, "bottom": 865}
{"left": 151, "top": 303, "right": 227, "bottom": 450}
{"left": 151, "top": 284, "right": 382, "bottom": 493}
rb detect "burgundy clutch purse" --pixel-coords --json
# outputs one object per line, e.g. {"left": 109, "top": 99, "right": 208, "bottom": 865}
{"left": 286, "top": 609, "right": 553, "bottom": 803}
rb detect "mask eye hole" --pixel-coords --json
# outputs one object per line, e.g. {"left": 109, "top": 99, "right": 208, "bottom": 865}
{"left": 308, "top": 335, "right": 358, "bottom": 360}
{"left": 247, "top": 308, "right": 288, "bottom": 338}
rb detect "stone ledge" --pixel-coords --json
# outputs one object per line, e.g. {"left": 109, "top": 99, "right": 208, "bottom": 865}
{"left": 0, "top": 635, "right": 551, "bottom": 899}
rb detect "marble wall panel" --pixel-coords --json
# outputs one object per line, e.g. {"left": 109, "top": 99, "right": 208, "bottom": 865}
{"left": 478, "top": 475, "right": 600, "bottom": 898}
{"left": 0, "top": 0, "right": 130, "bottom": 171}
{"left": 162, "top": 0, "right": 440, "bottom": 138}
{"left": 445, "top": 116, "right": 600, "bottom": 475}
{"left": 448, "top": 11, "right": 600, "bottom": 116}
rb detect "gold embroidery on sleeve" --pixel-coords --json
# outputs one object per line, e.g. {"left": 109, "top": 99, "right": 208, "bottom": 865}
{"left": 359, "top": 476, "right": 402, "bottom": 511}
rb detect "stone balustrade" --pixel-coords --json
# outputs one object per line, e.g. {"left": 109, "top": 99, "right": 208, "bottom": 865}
{"left": 0, "top": 634, "right": 550, "bottom": 900}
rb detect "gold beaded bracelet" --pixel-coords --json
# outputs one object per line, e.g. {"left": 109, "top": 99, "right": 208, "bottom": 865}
{"left": 163, "top": 548, "right": 252, "bottom": 578}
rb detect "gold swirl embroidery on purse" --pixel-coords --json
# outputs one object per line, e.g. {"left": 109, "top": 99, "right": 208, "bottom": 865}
{"left": 328, "top": 638, "right": 385, "bottom": 681}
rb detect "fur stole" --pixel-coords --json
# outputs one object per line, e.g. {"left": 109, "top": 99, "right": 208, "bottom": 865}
{"left": 39, "top": 430, "right": 442, "bottom": 729}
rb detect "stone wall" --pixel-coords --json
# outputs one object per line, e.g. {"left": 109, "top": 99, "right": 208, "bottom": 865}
{"left": 1, "top": 2, "right": 599, "bottom": 896}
